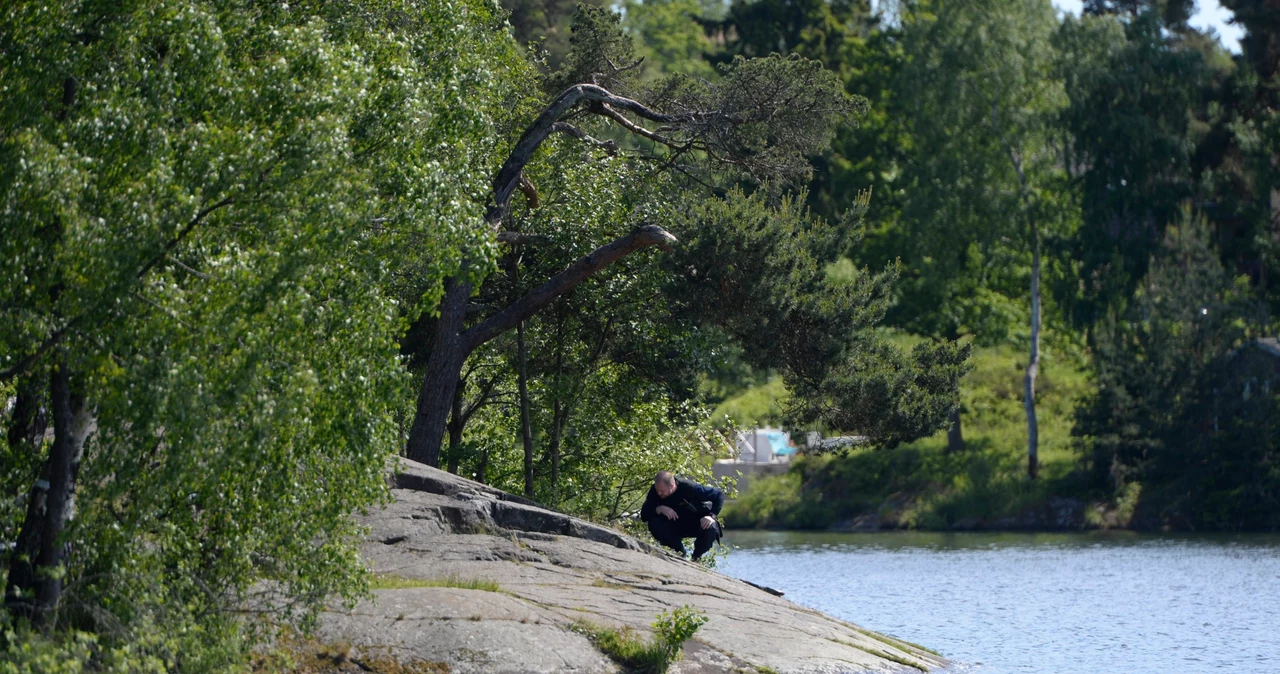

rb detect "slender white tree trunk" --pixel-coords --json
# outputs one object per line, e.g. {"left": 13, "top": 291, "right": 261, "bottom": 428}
{"left": 1025, "top": 228, "right": 1041, "bottom": 480}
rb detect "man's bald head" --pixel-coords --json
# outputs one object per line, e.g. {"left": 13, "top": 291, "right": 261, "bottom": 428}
{"left": 654, "top": 471, "right": 677, "bottom": 498}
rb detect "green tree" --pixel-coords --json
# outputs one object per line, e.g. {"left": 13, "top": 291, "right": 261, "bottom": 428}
{"left": 1075, "top": 213, "right": 1273, "bottom": 527}
{"left": 1, "top": 0, "right": 523, "bottom": 659}
{"left": 855, "top": 0, "right": 1069, "bottom": 475}
{"left": 621, "top": 0, "right": 718, "bottom": 79}
{"left": 501, "top": 0, "right": 612, "bottom": 71}
{"left": 1053, "top": 9, "right": 1226, "bottom": 326}
{"left": 401, "top": 6, "right": 868, "bottom": 467}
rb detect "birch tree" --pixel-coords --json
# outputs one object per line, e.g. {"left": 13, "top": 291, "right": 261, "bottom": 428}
{"left": 890, "top": 0, "right": 1067, "bottom": 476}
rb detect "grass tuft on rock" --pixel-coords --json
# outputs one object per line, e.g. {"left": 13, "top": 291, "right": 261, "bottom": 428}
{"left": 370, "top": 574, "right": 502, "bottom": 593}
{"left": 572, "top": 605, "right": 708, "bottom": 674}
{"left": 573, "top": 622, "right": 671, "bottom": 673}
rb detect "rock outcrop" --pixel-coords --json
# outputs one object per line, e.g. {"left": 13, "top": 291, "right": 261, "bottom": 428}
{"left": 314, "top": 458, "right": 949, "bottom": 673}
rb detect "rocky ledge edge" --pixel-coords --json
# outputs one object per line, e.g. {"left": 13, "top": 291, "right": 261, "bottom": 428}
{"left": 308, "top": 458, "right": 950, "bottom": 673}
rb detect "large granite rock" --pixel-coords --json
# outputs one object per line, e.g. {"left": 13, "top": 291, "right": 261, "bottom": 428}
{"left": 314, "top": 459, "right": 949, "bottom": 673}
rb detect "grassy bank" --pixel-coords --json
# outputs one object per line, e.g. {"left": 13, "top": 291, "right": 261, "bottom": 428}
{"left": 721, "top": 339, "right": 1124, "bottom": 530}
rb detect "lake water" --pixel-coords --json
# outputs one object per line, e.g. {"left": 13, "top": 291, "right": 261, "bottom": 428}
{"left": 717, "top": 530, "right": 1280, "bottom": 674}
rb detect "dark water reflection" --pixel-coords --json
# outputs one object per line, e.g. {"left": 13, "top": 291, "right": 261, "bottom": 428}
{"left": 718, "top": 531, "right": 1280, "bottom": 674}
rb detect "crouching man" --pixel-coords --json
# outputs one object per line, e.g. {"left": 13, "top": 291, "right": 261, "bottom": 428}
{"left": 640, "top": 471, "right": 723, "bottom": 561}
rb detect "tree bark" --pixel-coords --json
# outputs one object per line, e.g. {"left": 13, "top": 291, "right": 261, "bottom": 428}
{"left": 401, "top": 77, "right": 693, "bottom": 468}
{"left": 5, "top": 373, "right": 48, "bottom": 460}
{"left": 476, "top": 448, "right": 490, "bottom": 484}
{"left": 405, "top": 279, "right": 471, "bottom": 467}
{"left": 517, "top": 320, "right": 535, "bottom": 498}
{"left": 1025, "top": 228, "right": 1042, "bottom": 480}
{"left": 4, "top": 375, "right": 49, "bottom": 617}
{"left": 5, "top": 362, "right": 91, "bottom": 625}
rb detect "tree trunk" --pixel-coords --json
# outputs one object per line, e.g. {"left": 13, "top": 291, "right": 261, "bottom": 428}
{"left": 4, "top": 375, "right": 49, "bottom": 616}
{"left": 5, "top": 374, "right": 48, "bottom": 455}
{"left": 549, "top": 407, "right": 563, "bottom": 506}
{"left": 446, "top": 378, "right": 464, "bottom": 474}
{"left": 549, "top": 338, "right": 565, "bottom": 506}
{"left": 405, "top": 279, "right": 471, "bottom": 467}
{"left": 476, "top": 448, "right": 490, "bottom": 484}
{"left": 517, "top": 320, "right": 536, "bottom": 498}
{"left": 1025, "top": 229, "right": 1042, "bottom": 480}
{"left": 946, "top": 408, "right": 965, "bottom": 453}
{"left": 6, "top": 362, "right": 91, "bottom": 626}
{"left": 1004, "top": 139, "right": 1040, "bottom": 481}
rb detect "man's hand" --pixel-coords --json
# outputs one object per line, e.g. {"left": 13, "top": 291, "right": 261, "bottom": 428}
{"left": 700, "top": 515, "right": 716, "bottom": 530}
{"left": 656, "top": 505, "right": 678, "bottom": 520}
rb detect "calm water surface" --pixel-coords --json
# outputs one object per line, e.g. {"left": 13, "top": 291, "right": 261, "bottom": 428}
{"left": 718, "top": 531, "right": 1280, "bottom": 674}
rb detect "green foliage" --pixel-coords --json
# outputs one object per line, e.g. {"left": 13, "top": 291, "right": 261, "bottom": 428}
{"left": 1075, "top": 214, "right": 1277, "bottom": 528}
{"left": 621, "top": 0, "right": 717, "bottom": 79}
{"left": 709, "top": 375, "right": 789, "bottom": 428}
{"left": 1, "top": 617, "right": 97, "bottom": 674}
{"left": 501, "top": 0, "right": 612, "bottom": 72}
{"left": 1052, "top": 10, "right": 1228, "bottom": 324}
{"left": 0, "top": 607, "right": 246, "bottom": 674}
{"left": 573, "top": 605, "right": 707, "bottom": 674}
{"left": 1, "top": 0, "right": 528, "bottom": 664}
{"left": 721, "top": 470, "right": 828, "bottom": 529}
{"left": 863, "top": 0, "right": 1068, "bottom": 343}
{"left": 720, "top": 0, "right": 874, "bottom": 69}
{"left": 548, "top": 4, "right": 641, "bottom": 93}
{"left": 788, "top": 337, "right": 972, "bottom": 446}
{"left": 724, "top": 338, "right": 1093, "bottom": 529}
{"left": 652, "top": 605, "right": 709, "bottom": 661}
{"left": 436, "top": 10, "right": 938, "bottom": 524}
{"left": 664, "top": 188, "right": 968, "bottom": 445}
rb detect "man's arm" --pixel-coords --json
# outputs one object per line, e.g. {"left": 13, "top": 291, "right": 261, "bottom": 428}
{"left": 639, "top": 486, "right": 658, "bottom": 522}
{"left": 689, "top": 481, "right": 724, "bottom": 516}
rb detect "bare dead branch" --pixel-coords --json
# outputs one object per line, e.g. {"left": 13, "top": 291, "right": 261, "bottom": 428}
{"left": 490, "top": 84, "right": 713, "bottom": 225}
{"left": 550, "top": 122, "right": 619, "bottom": 154}
{"left": 596, "top": 104, "right": 685, "bottom": 148}
{"left": 606, "top": 56, "right": 645, "bottom": 75}
{"left": 517, "top": 172, "right": 541, "bottom": 209}
{"left": 166, "top": 255, "right": 211, "bottom": 280}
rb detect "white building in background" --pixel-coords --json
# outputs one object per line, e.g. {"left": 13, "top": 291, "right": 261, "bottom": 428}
{"left": 733, "top": 427, "right": 795, "bottom": 463}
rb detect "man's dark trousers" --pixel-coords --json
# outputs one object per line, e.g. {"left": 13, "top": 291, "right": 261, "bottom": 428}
{"left": 648, "top": 515, "right": 720, "bottom": 559}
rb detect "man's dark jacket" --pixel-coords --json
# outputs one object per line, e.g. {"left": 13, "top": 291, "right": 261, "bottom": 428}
{"left": 639, "top": 477, "right": 724, "bottom": 523}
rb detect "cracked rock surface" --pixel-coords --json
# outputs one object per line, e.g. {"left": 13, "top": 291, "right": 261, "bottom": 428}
{"left": 315, "top": 458, "right": 949, "bottom": 673}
